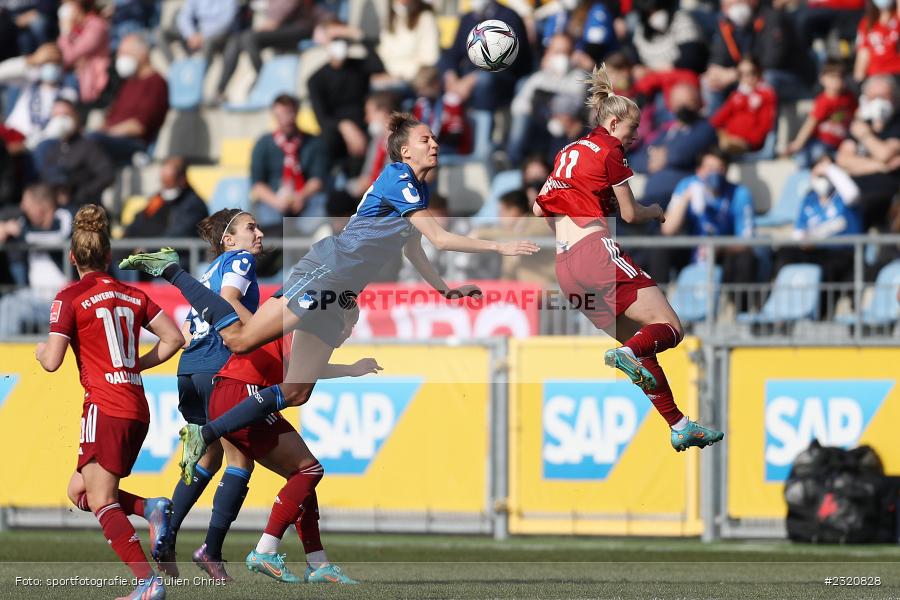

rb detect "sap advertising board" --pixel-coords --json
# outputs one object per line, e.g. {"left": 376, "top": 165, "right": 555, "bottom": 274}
{"left": 135, "top": 376, "right": 421, "bottom": 475}
{"left": 764, "top": 379, "right": 893, "bottom": 481}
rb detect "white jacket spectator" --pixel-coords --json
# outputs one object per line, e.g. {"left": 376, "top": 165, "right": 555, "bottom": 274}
{"left": 376, "top": 0, "right": 440, "bottom": 84}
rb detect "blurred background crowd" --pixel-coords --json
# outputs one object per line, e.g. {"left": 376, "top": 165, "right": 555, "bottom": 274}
{"left": 0, "top": 0, "right": 898, "bottom": 337}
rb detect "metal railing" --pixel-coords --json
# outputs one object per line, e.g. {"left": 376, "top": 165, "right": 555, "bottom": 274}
{"left": 2, "top": 234, "right": 899, "bottom": 342}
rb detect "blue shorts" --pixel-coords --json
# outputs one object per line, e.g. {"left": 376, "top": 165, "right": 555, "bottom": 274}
{"left": 177, "top": 372, "right": 216, "bottom": 425}
{"left": 274, "top": 260, "right": 357, "bottom": 348}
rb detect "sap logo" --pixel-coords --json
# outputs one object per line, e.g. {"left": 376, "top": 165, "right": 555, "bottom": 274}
{"left": 301, "top": 378, "right": 421, "bottom": 475}
{"left": 0, "top": 374, "right": 18, "bottom": 411}
{"left": 764, "top": 380, "right": 893, "bottom": 482}
{"left": 135, "top": 375, "right": 186, "bottom": 473}
{"left": 542, "top": 380, "right": 651, "bottom": 480}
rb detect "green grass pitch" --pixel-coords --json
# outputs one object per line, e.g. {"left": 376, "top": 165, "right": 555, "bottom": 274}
{"left": 1, "top": 530, "right": 899, "bottom": 599}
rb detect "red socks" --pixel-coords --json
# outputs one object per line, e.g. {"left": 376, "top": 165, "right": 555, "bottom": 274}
{"left": 295, "top": 491, "right": 324, "bottom": 554}
{"left": 640, "top": 356, "right": 684, "bottom": 427}
{"left": 75, "top": 491, "right": 144, "bottom": 516}
{"left": 623, "top": 323, "right": 682, "bottom": 358}
{"left": 117, "top": 490, "right": 145, "bottom": 517}
{"left": 263, "top": 462, "right": 324, "bottom": 540}
{"left": 94, "top": 502, "right": 153, "bottom": 580}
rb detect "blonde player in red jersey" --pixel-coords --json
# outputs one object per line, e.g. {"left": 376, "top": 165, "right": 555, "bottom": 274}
{"left": 534, "top": 65, "right": 724, "bottom": 452}
{"left": 35, "top": 205, "right": 185, "bottom": 600}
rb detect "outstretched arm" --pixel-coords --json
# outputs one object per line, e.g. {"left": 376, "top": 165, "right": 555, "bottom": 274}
{"left": 408, "top": 209, "right": 539, "bottom": 255}
{"left": 403, "top": 230, "right": 483, "bottom": 298}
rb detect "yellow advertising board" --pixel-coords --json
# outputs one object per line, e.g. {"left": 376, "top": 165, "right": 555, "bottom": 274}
{"left": 508, "top": 337, "right": 702, "bottom": 536}
{"left": 0, "top": 344, "right": 490, "bottom": 516}
{"left": 728, "top": 347, "right": 900, "bottom": 519}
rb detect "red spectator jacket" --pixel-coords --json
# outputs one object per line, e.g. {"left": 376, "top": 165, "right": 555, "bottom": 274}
{"left": 710, "top": 83, "right": 777, "bottom": 150}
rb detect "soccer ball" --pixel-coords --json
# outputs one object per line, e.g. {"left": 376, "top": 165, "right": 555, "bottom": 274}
{"left": 466, "top": 20, "right": 519, "bottom": 72}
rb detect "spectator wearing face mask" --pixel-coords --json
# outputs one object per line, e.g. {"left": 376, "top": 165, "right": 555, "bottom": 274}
{"left": 506, "top": 33, "right": 585, "bottom": 167}
{"left": 0, "top": 43, "right": 76, "bottom": 149}
{"left": 631, "top": 82, "right": 717, "bottom": 207}
{"left": 836, "top": 74, "right": 900, "bottom": 227}
{"left": 710, "top": 57, "right": 777, "bottom": 157}
{"left": 773, "top": 156, "right": 861, "bottom": 288}
{"left": 630, "top": 0, "right": 707, "bottom": 75}
{"left": 123, "top": 156, "right": 208, "bottom": 239}
{"left": 88, "top": 33, "right": 169, "bottom": 166}
{"left": 439, "top": 0, "right": 533, "bottom": 112}
{"left": 784, "top": 58, "right": 857, "bottom": 167}
{"left": 662, "top": 147, "right": 757, "bottom": 298}
{"left": 546, "top": 93, "right": 588, "bottom": 163}
{"left": 57, "top": 0, "right": 111, "bottom": 105}
{"left": 37, "top": 98, "right": 115, "bottom": 210}
{"left": 704, "top": 0, "right": 813, "bottom": 111}
{"left": 854, "top": 0, "right": 900, "bottom": 82}
{"left": 308, "top": 33, "right": 383, "bottom": 178}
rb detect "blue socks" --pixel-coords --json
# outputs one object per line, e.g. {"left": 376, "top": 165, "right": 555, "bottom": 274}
{"left": 201, "top": 385, "right": 286, "bottom": 445}
{"left": 204, "top": 466, "right": 251, "bottom": 559}
{"left": 162, "top": 264, "right": 239, "bottom": 331}
{"left": 169, "top": 463, "right": 213, "bottom": 533}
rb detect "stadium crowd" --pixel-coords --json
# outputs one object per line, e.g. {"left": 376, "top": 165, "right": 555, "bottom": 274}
{"left": 0, "top": 0, "right": 898, "bottom": 336}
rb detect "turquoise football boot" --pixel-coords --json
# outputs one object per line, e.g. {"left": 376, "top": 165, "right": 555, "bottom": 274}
{"left": 306, "top": 563, "right": 358, "bottom": 584}
{"left": 671, "top": 420, "right": 725, "bottom": 452}
{"left": 604, "top": 348, "right": 657, "bottom": 391}
{"left": 245, "top": 550, "right": 303, "bottom": 583}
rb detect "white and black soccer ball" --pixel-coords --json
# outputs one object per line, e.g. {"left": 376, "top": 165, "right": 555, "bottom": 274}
{"left": 466, "top": 19, "right": 519, "bottom": 72}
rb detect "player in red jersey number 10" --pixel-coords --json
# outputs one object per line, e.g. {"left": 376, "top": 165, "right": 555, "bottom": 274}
{"left": 35, "top": 205, "right": 184, "bottom": 600}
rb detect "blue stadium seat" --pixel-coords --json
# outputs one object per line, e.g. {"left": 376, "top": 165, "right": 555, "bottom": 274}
{"left": 737, "top": 263, "right": 822, "bottom": 324}
{"left": 670, "top": 262, "right": 722, "bottom": 323}
{"left": 837, "top": 260, "right": 900, "bottom": 326}
{"left": 755, "top": 169, "right": 810, "bottom": 228}
{"left": 209, "top": 177, "right": 252, "bottom": 214}
{"left": 471, "top": 169, "right": 523, "bottom": 224}
{"left": 225, "top": 55, "right": 299, "bottom": 112}
{"left": 168, "top": 57, "right": 207, "bottom": 110}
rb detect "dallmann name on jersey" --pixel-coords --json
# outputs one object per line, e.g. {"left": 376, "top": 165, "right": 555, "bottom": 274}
{"left": 80, "top": 290, "right": 142, "bottom": 310}
{"left": 562, "top": 138, "right": 601, "bottom": 154}
{"left": 540, "top": 177, "right": 573, "bottom": 196}
{"left": 105, "top": 370, "right": 143, "bottom": 385}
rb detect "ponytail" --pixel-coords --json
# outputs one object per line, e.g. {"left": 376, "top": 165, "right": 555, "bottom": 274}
{"left": 585, "top": 64, "right": 640, "bottom": 126}
{"left": 71, "top": 204, "right": 110, "bottom": 271}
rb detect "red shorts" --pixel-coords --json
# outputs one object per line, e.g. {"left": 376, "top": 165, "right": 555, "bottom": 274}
{"left": 208, "top": 377, "right": 296, "bottom": 461}
{"left": 77, "top": 404, "right": 148, "bottom": 478}
{"left": 555, "top": 233, "right": 656, "bottom": 330}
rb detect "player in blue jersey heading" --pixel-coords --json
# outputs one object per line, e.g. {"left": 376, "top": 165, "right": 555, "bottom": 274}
{"left": 155, "top": 208, "right": 264, "bottom": 580}
{"left": 121, "top": 112, "right": 540, "bottom": 483}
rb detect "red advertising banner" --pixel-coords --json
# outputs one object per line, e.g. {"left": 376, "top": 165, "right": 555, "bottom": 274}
{"left": 132, "top": 281, "right": 542, "bottom": 339}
